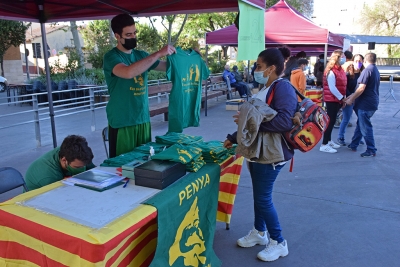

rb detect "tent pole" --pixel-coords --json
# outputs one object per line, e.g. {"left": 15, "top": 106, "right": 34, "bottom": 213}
{"left": 247, "top": 60, "right": 250, "bottom": 83}
{"left": 324, "top": 44, "right": 328, "bottom": 68}
{"left": 40, "top": 22, "right": 57, "bottom": 148}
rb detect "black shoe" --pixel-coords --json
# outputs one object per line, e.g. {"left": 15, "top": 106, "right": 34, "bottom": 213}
{"left": 241, "top": 94, "right": 248, "bottom": 98}
{"left": 347, "top": 144, "right": 356, "bottom": 152}
{"left": 337, "top": 138, "right": 346, "bottom": 146}
{"left": 360, "top": 150, "right": 376, "bottom": 157}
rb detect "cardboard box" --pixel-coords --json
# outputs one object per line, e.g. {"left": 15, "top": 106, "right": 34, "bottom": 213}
{"left": 226, "top": 99, "right": 245, "bottom": 111}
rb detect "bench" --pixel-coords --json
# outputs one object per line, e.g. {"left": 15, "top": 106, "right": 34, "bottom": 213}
{"left": 148, "top": 79, "right": 223, "bottom": 120}
{"left": 208, "top": 75, "right": 254, "bottom": 99}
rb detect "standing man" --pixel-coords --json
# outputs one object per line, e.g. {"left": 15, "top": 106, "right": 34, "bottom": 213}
{"left": 313, "top": 54, "right": 325, "bottom": 87}
{"left": 345, "top": 53, "right": 380, "bottom": 157}
{"left": 103, "top": 13, "right": 176, "bottom": 158}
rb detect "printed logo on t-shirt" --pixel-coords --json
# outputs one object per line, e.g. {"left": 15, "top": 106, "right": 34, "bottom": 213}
{"left": 182, "top": 64, "right": 200, "bottom": 91}
{"left": 130, "top": 74, "right": 145, "bottom": 96}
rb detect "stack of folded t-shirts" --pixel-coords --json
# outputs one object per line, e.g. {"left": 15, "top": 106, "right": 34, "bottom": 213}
{"left": 193, "top": 141, "right": 231, "bottom": 163}
{"left": 100, "top": 151, "right": 147, "bottom": 167}
{"left": 155, "top": 132, "right": 203, "bottom": 146}
{"left": 151, "top": 143, "right": 205, "bottom": 172}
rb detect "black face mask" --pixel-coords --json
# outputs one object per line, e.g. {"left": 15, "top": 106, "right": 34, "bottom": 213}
{"left": 121, "top": 37, "right": 137, "bottom": 50}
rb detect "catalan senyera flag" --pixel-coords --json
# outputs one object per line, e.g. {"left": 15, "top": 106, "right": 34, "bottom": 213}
{"left": 217, "top": 156, "right": 244, "bottom": 224}
{"left": 0, "top": 182, "right": 159, "bottom": 267}
{"left": 0, "top": 156, "right": 243, "bottom": 266}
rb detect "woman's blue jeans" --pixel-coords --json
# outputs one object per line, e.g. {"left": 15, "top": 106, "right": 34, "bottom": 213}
{"left": 249, "top": 161, "right": 285, "bottom": 243}
{"left": 338, "top": 103, "right": 354, "bottom": 139}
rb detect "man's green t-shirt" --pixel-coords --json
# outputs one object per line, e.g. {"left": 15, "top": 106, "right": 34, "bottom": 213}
{"left": 25, "top": 147, "right": 95, "bottom": 191}
{"left": 166, "top": 48, "right": 210, "bottom": 133}
{"left": 103, "top": 47, "right": 159, "bottom": 129}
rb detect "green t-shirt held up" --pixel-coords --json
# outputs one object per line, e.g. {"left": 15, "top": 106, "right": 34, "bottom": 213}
{"left": 103, "top": 47, "right": 160, "bottom": 129}
{"left": 25, "top": 147, "right": 95, "bottom": 191}
{"left": 166, "top": 48, "right": 210, "bottom": 133}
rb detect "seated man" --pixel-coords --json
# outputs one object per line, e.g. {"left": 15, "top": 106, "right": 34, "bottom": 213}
{"left": 232, "top": 65, "right": 253, "bottom": 96}
{"left": 25, "top": 135, "right": 95, "bottom": 190}
{"left": 222, "top": 65, "right": 247, "bottom": 98}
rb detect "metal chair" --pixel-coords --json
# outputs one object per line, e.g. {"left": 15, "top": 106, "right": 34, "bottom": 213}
{"left": 385, "top": 75, "right": 397, "bottom": 102}
{"left": 102, "top": 127, "right": 109, "bottom": 158}
{"left": 0, "top": 167, "right": 28, "bottom": 196}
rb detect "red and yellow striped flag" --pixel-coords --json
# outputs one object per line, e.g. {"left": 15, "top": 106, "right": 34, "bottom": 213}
{"left": 217, "top": 156, "right": 244, "bottom": 223}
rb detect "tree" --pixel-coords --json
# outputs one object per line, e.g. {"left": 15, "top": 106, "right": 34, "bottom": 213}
{"left": 0, "top": 20, "right": 30, "bottom": 77}
{"left": 360, "top": 0, "right": 400, "bottom": 57}
{"left": 135, "top": 22, "right": 163, "bottom": 53}
{"left": 266, "top": 0, "right": 314, "bottom": 18}
{"left": 147, "top": 15, "right": 189, "bottom": 46}
{"left": 184, "top": 13, "right": 237, "bottom": 59}
{"left": 81, "top": 20, "right": 114, "bottom": 68}
{"left": 70, "top": 21, "right": 84, "bottom": 68}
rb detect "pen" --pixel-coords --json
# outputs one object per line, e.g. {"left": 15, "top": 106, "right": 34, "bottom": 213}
{"left": 123, "top": 179, "right": 130, "bottom": 188}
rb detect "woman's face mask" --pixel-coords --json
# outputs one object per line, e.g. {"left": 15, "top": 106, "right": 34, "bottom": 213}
{"left": 254, "top": 68, "right": 271, "bottom": 85}
{"left": 353, "top": 61, "right": 363, "bottom": 70}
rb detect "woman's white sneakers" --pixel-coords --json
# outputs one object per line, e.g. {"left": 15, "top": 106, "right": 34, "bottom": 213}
{"left": 257, "top": 239, "right": 289, "bottom": 262}
{"left": 237, "top": 230, "right": 289, "bottom": 262}
{"left": 320, "top": 141, "right": 341, "bottom": 153}
{"left": 237, "top": 228, "right": 268, "bottom": 247}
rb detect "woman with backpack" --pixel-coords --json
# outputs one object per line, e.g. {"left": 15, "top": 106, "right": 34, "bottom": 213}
{"left": 223, "top": 48, "right": 297, "bottom": 262}
{"left": 319, "top": 50, "right": 347, "bottom": 153}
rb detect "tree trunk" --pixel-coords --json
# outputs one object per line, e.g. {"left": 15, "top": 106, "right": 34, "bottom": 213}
{"left": 108, "top": 19, "right": 115, "bottom": 46}
{"left": 387, "top": 44, "right": 392, "bottom": 57}
{"left": 70, "top": 21, "right": 84, "bottom": 68}
{"left": 0, "top": 58, "right": 4, "bottom": 77}
{"left": 221, "top": 45, "right": 229, "bottom": 59}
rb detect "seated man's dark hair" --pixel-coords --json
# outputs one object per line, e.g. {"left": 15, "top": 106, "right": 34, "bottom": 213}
{"left": 59, "top": 135, "right": 93, "bottom": 164}
{"left": 318, "top": 53, "right": 324, "bottom": 59}
{"left": 111, "top": 13, "right": 135, "bottom": 36}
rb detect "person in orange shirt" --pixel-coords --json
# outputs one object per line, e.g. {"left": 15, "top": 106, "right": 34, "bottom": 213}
{"left": 290, "top": 58, "right": 309, "bottom": 100}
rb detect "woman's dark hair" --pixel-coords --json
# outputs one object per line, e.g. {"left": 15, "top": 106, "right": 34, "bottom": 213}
{"left": 296, "top": 51, "right": 307, "bottom": 58}
{"left": 258, "top": 48, "right": 285, "bottom": 76}
{"left": 283, "top": 56, "right": 298, "bottom": 77}
{"left": 111, "top": 13, "right": 135, "bottom": 36}
{"left": 278, "top": 46, "right": 291, "bottom": 61}
{"left": 59, "top": 135, "right": 94, "bottom": 164}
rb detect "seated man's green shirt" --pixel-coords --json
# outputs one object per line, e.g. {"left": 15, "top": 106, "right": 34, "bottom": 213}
{"left": 103, "top": 47, "right": 160, "bottom": 129}
{"left": 25, "top": 147, "right": 95, "bottom": 191}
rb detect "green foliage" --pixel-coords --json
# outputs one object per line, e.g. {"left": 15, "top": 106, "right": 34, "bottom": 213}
{"left": 360, "top": 0, "right": 400, "bottom": 57}
{"left": 266, "top": 0, "right": 314, "bottom": 18}
{"left": 0, "top": 20, "right": 30, "bottom": 76}
{"left": 148, "top": 70, "right": 167, "bottom": 80}
{"left": 184, "top": 13, "right": 237, "bottom": 37}
{"left": 136, "top": 23, "right": 164, "bottom": 53}
{"left": 49, "top": 48, "right": 82, "bottom": 76}
{"left": 207, "top": 50, "right": 227, "bottom": 74}
{"left": 81, "top": 20, "right": 114, "bottom": 68}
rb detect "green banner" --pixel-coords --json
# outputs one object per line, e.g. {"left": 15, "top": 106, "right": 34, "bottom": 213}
{"left": 145, "top": 163, "right": 222, "bottom": 267}
{"left": 237, "top": 1, "right": 265, "bottom": 60}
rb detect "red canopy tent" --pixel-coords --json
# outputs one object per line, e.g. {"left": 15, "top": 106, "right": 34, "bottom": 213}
{"left": 205, "top": 0, "right": 344, "bottom": 56}
{"left": 0, "top": 0, "right": 264, "bottom": 147}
